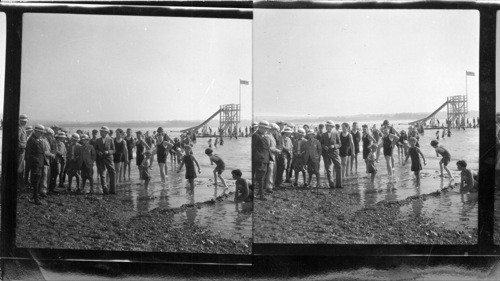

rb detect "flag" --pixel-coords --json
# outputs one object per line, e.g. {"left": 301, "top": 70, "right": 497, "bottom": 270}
{"left": 466, "top": 71, "right": 475, "bottom": 76}
{"left": 240, "top": 79, "right": 249, "bottom": 85}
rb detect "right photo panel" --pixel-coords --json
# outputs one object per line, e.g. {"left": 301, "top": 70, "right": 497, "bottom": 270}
{"left": 253, "top": 9, "right": 479, "bottom": 244}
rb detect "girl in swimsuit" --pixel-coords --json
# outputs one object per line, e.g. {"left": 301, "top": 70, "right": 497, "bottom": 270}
{"left": 113, "top": 129, "right": 128, "bottom": 184}
{"left": 381, "top": 127, "right": 399, "bottom": 176}
{"left": 339, "top": 123, "right": 354, "bottom": 179}
{"left": 403, "top": 137, "right": 426, "bottom": 186}
{"left": 350, "top": 122, "right": 361, "bottom": 175}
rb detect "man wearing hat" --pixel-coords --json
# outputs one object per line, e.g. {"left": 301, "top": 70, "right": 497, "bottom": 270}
{"left": 251, "top": 122, "right": 259, "bottom": 135}
{"left": 54, "top": 132, "right": 67, "bottom": 188}
{"left": 265, "top": 123, "right": 282, "bottom": 192}
{"left": 25, "top": 125, "right": 46, "bottom": 204}
{"left": 319, "top": 120, "right": 342, "bottom": 188}
{"left": 23, "top": 125, "right": 34, "bottom": 187}
{"left": 280, "top": 127, "right": 294, "bottom": 184}
{"left": 304, "top": 129, "right": 323, "bottom": 188}
{"left": 252, "top": 120, "right": 271, "bottom": 200}
{"left": 45, "top": 127, "right": 60, "bottom": 193}
{"left": 40, "top": 128, "right": 55, "bottom": 195}
{"left": 273, "top": 123, "right": 287, "bottom": 187}
{"left": 79, "top": 134, "right": 96, "bottom": 193}
{"left": 18, "top": 114, "right": 29, "bottom": 189}
{"left": 94, "top": 126, "right": 116, "bottom": 194}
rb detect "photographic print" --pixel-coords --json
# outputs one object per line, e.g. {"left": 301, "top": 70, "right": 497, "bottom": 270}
{"left": 15, "top": 13, "right": 252, "bottom": 254}
{"left": 253, "top": 9, "right": 479, "bottom": 244}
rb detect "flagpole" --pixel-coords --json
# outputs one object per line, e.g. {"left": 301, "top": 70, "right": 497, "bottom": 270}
{"left": 465, "top": 71, "right": 468, "bottom": 101}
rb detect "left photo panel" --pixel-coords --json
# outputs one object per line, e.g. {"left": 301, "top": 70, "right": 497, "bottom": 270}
{"left": 16, "top": 13, "right": 252, "bottom": 254}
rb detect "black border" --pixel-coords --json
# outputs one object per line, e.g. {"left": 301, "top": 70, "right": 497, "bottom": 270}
{"left": 0, "top": 3, "right": 253, "bottom": 265}
{"left": 252, "top": 2, "right": 498, "bottom": 257}
{"left": 0, "top": 0, "right": 499, "bottom": 268}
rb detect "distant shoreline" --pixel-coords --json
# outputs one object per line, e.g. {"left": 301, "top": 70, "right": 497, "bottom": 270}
{"left": 255, "top": 110, "right": 479, "bottom": 123}
{"left": 23, "top": 119, "right": 254, "bottom": 129}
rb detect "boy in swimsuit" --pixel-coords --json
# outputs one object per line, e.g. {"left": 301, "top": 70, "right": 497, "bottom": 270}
{"left": 366, "top": 143, "right": 378, "bottom": 183}
{"left": 430, "top": 140, "right": 452, "bottom": 178}
{"left": 205, "top": 148, "right": 228, "bottom": 192}
{"left": 232, "top": 169, "right": 252, "bottom": 202}
{"left": 456, "top": 160, "right": 478, "bottom": 193}
{"left": 141, "top": 150, "right": 152, "bottom": 189}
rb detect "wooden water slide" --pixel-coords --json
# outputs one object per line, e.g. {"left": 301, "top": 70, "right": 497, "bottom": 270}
{"left": 408, "top": 100, "right": 449, "bottom": 126}
{"left": 180, "top": 108, "right": 222, "bottom": 133}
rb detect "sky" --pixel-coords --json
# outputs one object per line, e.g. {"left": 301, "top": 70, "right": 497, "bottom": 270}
{"left": 497, "top": 12, "right": 500, "bottom": 113}
{"left": 0, "top": 13, "right": 5, "bottom": 112}
{"left": 19, "top": 13, "right": 252, "bottom": 122}
{"left": 254, "top": 9, "right": 479, "bottom": 119}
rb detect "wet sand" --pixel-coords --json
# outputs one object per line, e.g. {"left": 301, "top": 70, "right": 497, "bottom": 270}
{"left": 16, "top": 186, "right": 251, "bottom": 254}
{"left": 254, "top": 183, "right": 476, "bottom": 244}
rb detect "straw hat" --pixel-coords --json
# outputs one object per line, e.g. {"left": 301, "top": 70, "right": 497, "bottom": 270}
{"left": 34, "top": 124, "right": 45, "bottom": 133}
{"left": 99, "top": 126, "right": 110, "bottom": 133}
{"left": 282, "top": 127, "right": 292, "bottom": 134}
{"left": 307, "top": 129, "right": 316, "bottom": 135}
{"left": 81, "top": 134, "right": 89, "bottom": 140}
{"left": 25, "top": 125, "right": 33, "bottom": 132}
{"left": 19, "top": 114, "right": 28, "bottom": 121}
{"left": 71, "top": 133, "right": 80, "bottom": 141}
{"left": 258, "top": 120, "right": 271, "bottom": 129}
{"left": 56, "top": 132, "right": 66, "bottom": 139}
{"left": 270, "top": 123, "right": 280, "bottom": 131}
{"left": 252, "top": 122, "right": 259, "bottom": 128}
{"left": 325, "top": 120, "right": 335, "bottom": 127}
{"left": 297, "top": 128, "right": 306, "bottom": 136}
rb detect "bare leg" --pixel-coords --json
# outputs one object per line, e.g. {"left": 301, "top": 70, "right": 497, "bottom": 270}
{"left": 341, "top": 157, "right": 347, "bottom": 178}
{"left": 385, "top": 155, "right": 392, "bottom": 176}
{"left": 159, "top": 163, "right": 166, "bottom": 182}
{"left": 213, "top": 170, "right": 218, "bottom": 186}
{"left": 218, "top": 174, "right": 228, "bottom": 188}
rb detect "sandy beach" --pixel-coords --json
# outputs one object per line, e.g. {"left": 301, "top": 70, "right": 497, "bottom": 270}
{"left": 255, "top": 182, "right": 476, "bottom": 244}
{"left": 16, "top": 186, "right": 252, "bottom": 254}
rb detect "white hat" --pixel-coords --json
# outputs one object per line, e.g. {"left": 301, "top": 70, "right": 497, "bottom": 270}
{"left": 282, "top": 127, "right": 292, "bottom": 134}
{"left": 325, "top": 120, "right": 335, "bottom": 127}
{"left": 19, "top": 114, "right": 28, "bottom": 121}
{"left": 270, "top": 123, "right": 280, "bottom": 131}
{"left": 34, "top": 124, "right": 45, "bottom": 133}
{"left": 252, "top": 122, "right": 259, "bottom": 128}
{"left": 307, "top": 129, "right": 316, "bottom": 135}
{"left": 99, "top": 126, "right": 110, "bottom": 133}
{"left": 258, "top": 120, "right": 271, "bottom": 129}
{"left": 297, "top": 128, "right": 306, "bottom": 136}
{"left": 71, "top": 133, "right": 80, "bottom": 141}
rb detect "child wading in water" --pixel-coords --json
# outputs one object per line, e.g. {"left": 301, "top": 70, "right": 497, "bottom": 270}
{"left": 403, "top": 137, "right": 426, "bottom": 186}
{"left": 141, "top": 150, "right": 152, "bottom": 188}
{"left": 366, "top": 143, "right": 378, "bottom": 182}
{"left": 430, "top": 140, "right": 452, "bottom": 178}
{"left": 232, "top": 169, "right": 252, "bottom": 202}
{"left": 456, "top": 160, "right": 478, "bottom": 193}
{"left": 205, "top": 148, "right": 228, "bottom": 192}
{"left": 178, "top": 145, "right": 201, "bottom": 193}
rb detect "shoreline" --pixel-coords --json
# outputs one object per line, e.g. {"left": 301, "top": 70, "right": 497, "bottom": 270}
{"left": 16, "top": 186, "right": 252, "bottom": 254}
{"left": 254, "top": 183, "right": 477, "bottom": 244}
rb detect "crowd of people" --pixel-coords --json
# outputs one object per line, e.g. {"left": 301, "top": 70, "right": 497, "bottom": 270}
{"left": 18, "top": 114, "right": 252, "bottom": 205}
{"left": 252, "top": 119, "right": 478, "bottom": 200}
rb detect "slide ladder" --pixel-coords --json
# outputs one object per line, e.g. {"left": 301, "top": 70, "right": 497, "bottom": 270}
{"left": 408, "top": 101, "right": 449, "bottom": 126}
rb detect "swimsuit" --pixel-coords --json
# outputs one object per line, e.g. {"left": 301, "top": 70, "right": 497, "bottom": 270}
{"left": 408, "top": 147, "right": 422, "bottom": 172}
{"left": 382, "top": 135, "right": 393, "bottom": 157}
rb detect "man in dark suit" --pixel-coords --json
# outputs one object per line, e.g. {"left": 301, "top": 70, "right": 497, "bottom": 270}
{"left": 94, "top": 126, "right": 116, "bottom": 194}
{"left": 79, "top": 134, "right": 96, "bottom": 194}
{"left": 252, "top": 120, "right": 271, "bottom": 200}
{"left": 26, "top": 124, "right": 46, "bottom": 205}
{"left": 18, "top": 114, "right": 28, "bottom": 190}
{"left": 320, "top": 120, "right": 342, "bottom": 188}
